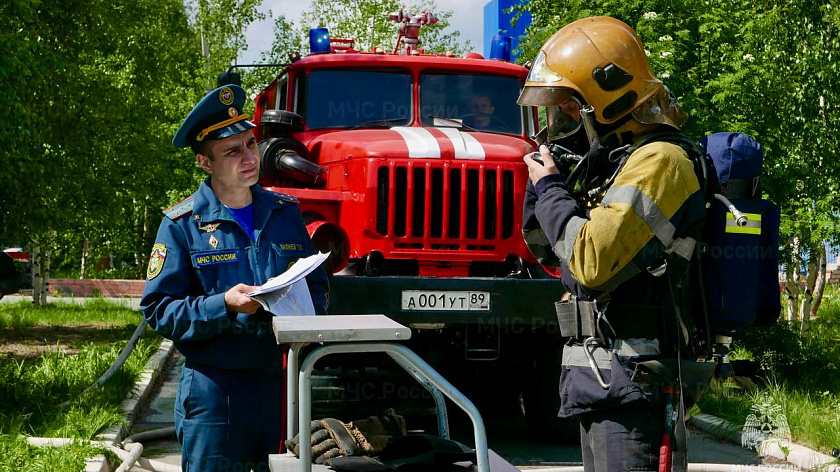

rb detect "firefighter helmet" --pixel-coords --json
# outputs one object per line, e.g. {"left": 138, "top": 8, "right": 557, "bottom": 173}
{"left": 518, "top": 16, "right": 684, "bottom": 141}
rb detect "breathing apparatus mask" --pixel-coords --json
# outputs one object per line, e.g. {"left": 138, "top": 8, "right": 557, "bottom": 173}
{"left": 528, "top": 93, "right": 627, "bottom": 202}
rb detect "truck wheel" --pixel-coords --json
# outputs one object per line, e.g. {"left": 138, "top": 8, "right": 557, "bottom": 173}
{"left": 522, "top": 338, "right": 578, "bottom": 443}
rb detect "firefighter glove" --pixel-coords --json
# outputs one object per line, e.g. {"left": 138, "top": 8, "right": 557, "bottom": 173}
{"left": 285, "top": 409, "right": 407, "bottom": 464}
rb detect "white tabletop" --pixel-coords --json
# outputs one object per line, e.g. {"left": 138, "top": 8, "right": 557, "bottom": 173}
{"left": 272, "top": 314, "right": 411, "bottom": 344}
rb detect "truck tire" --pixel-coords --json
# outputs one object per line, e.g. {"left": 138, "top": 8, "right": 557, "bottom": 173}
{"left": 522, "top": 335, "right": 578, "bottom": 443}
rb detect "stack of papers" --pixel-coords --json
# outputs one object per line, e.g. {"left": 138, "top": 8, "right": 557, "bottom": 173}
{"left": 248, "top": 252, "right": 329, "bottom": 316}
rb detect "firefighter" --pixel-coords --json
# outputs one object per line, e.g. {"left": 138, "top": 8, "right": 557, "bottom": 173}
{"left": 519, "top": 17, "right": 705, "bottom": 471}
{"left": 141, "top": 84, "right": 329, "bottom": 472}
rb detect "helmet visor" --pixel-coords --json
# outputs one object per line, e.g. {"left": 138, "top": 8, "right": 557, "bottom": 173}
{"left": 546, "top": 96, "right": 584, "bottom": 141}
{"left": 517, "top": 84, "right": 578, "bottom": 107}
{"left": 631, "top": 85, "right": 687, "bottom": 128}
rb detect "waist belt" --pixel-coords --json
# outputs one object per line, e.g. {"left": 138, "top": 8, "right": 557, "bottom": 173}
{"left": 562, "top": 338, "right": 661, "bottom": 390}
{"left": 563, "top": 338, "right": 662, "bottom": 369}
{"left": 555, "top": 296, "right": 662, "bottom": 340}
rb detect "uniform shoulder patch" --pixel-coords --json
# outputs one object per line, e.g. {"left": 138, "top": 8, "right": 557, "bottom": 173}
{"left": 147, "top": 243, "right": 167, "bottom": 280}
{"left": 163, "top": 196, "right": 195, "bottom": 220}
{"left": 274, "top": 192, "right": 299, "bottom": 204}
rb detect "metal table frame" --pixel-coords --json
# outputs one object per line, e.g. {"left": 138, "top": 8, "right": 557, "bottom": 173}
{"left": 276, "top": 315, "right": 489, "bottom": 472}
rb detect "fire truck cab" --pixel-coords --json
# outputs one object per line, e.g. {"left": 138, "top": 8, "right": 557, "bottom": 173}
{"left": 246, "top": 18, "right": 568, "bottom": 437}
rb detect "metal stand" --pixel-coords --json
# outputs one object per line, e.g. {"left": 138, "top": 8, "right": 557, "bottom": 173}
{"left": 269, "top": 315, "right": 489, "bottom": 472}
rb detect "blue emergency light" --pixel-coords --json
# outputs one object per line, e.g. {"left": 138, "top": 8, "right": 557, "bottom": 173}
{"left": 309, "top": 28, "right": 331, "bottom": 54}
{"left": 489, "top": 35, "right": 512, "bottom": 62}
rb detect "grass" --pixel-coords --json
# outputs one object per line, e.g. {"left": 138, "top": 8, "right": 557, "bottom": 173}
{"left": 0, "top": 298, "right": 141, "bottom": 329}
{"left": 697, "top": 285, "right": 840, "bottom": 456}
{"left": 0, "top": 300, "right": 158, "bottom": 472}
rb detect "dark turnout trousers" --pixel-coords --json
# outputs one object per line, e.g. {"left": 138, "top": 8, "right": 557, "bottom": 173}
{"left": 579, "top": 404, "right": 664, "bottom": 472}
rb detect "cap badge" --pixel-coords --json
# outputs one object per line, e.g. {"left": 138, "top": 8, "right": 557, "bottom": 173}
{"left": 228, "top": 107, "right": 239, "bottom": 118}
{"left": 209, "top": 235, "right": 219, "bottom": 249}
{"left": 219, "top": 86, "right": 234, "bottom": 106}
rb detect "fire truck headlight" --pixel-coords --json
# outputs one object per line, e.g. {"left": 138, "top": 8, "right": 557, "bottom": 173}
{"left": 489, "top": 35, "right": 512, "bottom": 62}
{"left": 306, "top": 220, "right": 350, "bottom": 274}
{"left": 309, "top": 28, "right": 331, "bottom": 55}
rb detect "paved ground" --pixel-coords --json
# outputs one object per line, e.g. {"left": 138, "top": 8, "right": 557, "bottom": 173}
{"left": 127, "top": 353, "right": 786, "bottom": 471}
{"left": 128, "top": 353, "right": 183, "bottom": 471}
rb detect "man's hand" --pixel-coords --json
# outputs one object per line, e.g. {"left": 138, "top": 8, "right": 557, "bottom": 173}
{"left": 224, "top": 283, "right": 261, "bottom": 314}
{"left": 523, "top": 144, "right": 560, "bottom": 185}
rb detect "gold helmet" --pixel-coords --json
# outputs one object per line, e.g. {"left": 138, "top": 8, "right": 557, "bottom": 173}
{"left": 518, "top": 16, "right": 685, "bottom": 142}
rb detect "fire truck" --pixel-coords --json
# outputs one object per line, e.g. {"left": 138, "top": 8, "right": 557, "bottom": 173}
{"left": 238, "top": 12, "right": 568, "bottom": 436}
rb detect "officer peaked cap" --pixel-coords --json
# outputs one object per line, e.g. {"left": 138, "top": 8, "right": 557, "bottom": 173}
{"left": 173, "top": 84, "right": 256, "bottom": 149}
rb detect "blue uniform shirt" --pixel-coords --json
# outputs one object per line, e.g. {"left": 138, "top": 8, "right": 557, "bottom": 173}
{"left": 227, "top": 204, "right": 255, "bottom": 240}
{"left": 141, "top": 178, "right": 329, "bottom": 374}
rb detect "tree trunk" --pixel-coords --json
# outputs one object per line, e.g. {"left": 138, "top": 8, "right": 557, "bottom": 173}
{"left": 31, "top": 242, "right": 42, "bottom": 306}
{"left": 799, "top": 252, "right": 818, "bottom": 339}
{"left": 141, "top": 204, "right": 148, "bottom": 266}
{"left": 80, "top": 238, "right": 89, "bottom": 279}
{"left": 810, "top": 244, "right": 827, "bottom": 319}
{"left": 41, "top": 233, "right": 52, "bottom": 304}
{"left": 785, "top": 237, "right": 800, "bottom": 322}
{"left": 134, "top": 200, "right": 146, "bottom": 267}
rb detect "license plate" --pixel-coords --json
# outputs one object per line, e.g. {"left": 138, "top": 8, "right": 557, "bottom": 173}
{"left": 401, "top": 290, "right": 490, "bottom": 311}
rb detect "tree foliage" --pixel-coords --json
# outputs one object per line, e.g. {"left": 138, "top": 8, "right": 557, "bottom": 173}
{"left": 298, "top": 0, "right": 470, "bottom": 55}
{"left": 241, "top": 0, "right": 473, "bottom": 104}
{"left": 1, "top": 0, "right": 264, "bottom": 285}
{"left": 1, "top": 0, "right": 474, "bottom": 286}
{"left": 242, "top": 14, "right": 301, "bottom": 98}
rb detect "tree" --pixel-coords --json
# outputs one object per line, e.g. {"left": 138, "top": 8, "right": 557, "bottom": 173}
{"left": 1, "top": 0, "right": 266, "bottom": 303}
{"left": 193, "top": 0, "right": 266, "bottom": 90}
{"left": 241, "top": 14, "right": 301, "bottom": 99}
{"left": 516, "top": 0, "right": 840, "bottom": 330}
{"left": 298, "top": 0, "right": 470, "bottom": 56}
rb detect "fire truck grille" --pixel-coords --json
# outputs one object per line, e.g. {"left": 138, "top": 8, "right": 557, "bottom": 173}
{"left": 375, "top": 164, "right": 515, "bottom": 243}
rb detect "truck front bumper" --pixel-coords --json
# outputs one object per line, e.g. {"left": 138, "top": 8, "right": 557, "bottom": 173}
{"left": 326, "top": 276, "right": 564, "bottom": 326}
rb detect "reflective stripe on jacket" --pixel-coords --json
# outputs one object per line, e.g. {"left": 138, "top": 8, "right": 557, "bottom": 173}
{"left": 528, "top": 140, "right": 705, "bottom": 295}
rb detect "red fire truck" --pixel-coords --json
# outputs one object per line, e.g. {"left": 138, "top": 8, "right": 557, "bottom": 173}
{"left": 241, "top": 12, "right": 567, "bottom": 436}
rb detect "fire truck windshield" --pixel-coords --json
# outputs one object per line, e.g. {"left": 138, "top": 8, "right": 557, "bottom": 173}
{"left": 419, "top": 73, "right": 522, "bottom": 135}
{"left": 303, "top": 70, "right": 413, "bottom": 129}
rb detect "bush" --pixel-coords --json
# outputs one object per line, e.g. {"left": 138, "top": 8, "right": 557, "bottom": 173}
{"left": 699, "top": 285, "right": 840, "bottom": 452}
{"left": 731, "top": 285, "right": 840, "bottom": 393}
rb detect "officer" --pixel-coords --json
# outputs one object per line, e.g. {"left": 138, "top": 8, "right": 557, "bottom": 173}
{"left": 519, "top": 17, "right": 706, "bottom": 472}
{"left": 141, "top": 84, "right": 329, "bottom": 472}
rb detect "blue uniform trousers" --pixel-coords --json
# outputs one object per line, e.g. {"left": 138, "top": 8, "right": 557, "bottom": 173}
{"left": 175, "top": 362, "right": 284, "bottom": 472}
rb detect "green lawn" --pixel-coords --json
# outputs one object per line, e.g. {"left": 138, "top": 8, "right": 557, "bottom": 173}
{"left": 0, "top": 300, "right": 158, "bottom": 472}
{"left": 697, "top": 285, "right": 840, "bottom": 456}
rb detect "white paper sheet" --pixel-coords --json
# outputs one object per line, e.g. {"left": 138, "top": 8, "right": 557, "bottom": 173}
{"left": 247, "top": 252, "right": 329, "bottom": 316}
{"left": 248, "top": 252, "right": 329, "bottom": 296}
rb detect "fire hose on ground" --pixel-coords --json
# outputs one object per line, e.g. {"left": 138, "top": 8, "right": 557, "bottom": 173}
{"left": 26, "top": 436, "right": 181, "bottom": 472}
{"left": 26, "top": 317, "right": 184, "bottom": 471}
